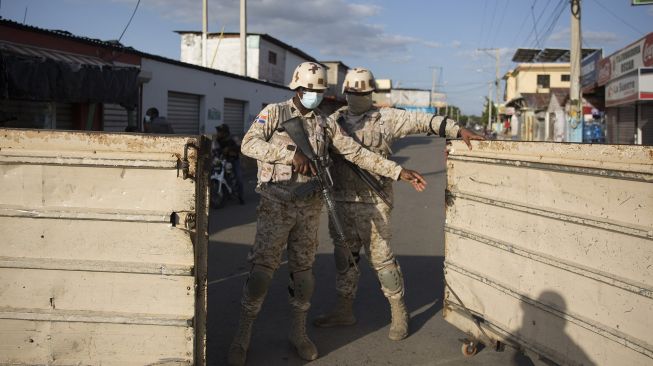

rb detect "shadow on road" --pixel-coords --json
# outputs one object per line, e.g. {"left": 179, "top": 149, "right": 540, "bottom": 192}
{"left": 207, "top": 237, "right": 445, "bottom": 366}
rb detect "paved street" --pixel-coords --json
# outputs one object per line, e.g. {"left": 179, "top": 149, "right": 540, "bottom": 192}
{"left": 207, "top": 136, "right": 534, "bottom": 366}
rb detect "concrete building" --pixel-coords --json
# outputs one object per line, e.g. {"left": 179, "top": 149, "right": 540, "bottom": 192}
{"left": 177, "top": 32, "right": 319, "bottom": 87}
{"left": 0, "top": 20, "right": 293, "bottom": 136}
{"left": 176, "top": 31, "right": 351, "bottom": 115}
{"left": 594, "top": 32, "right": 653, "bottom": 145}
{"left": 503, "top": 48, "right": 598, "bottom": 141}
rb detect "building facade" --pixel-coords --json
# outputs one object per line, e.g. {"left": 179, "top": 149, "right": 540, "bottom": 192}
{"left": 0, "top": 20, "right": 293, "bottom": 136}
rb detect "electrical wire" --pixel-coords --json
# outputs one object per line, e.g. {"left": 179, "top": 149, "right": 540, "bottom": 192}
{"left": 490, "top": 0, "right": 512, "bottom": 47}
{"left": 483, "top": 0, "right": 500, "bottom": 48}
{"left": 530, "top": 1, "right": 543, "bottom": 48}
{"left": 589, "top": 0, "right": 645, "bottom": 36}
{"left": 477, "top": 0, "right": 489, "bottom": 48}
{"left": 118, "top": 0, "right": 141, "bottom": 43}
{"left": 538, "top": 0, "right": 566, "bottom": 46}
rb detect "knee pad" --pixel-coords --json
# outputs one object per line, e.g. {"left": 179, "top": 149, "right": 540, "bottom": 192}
{"left": 377, "top": 261, "right": 404, "bottom": 296}
{"left": 288, "top": 269, "right": 315, "bottom": 303}
{"left": 245, "top": 265, "right": 273, "bottom": 301}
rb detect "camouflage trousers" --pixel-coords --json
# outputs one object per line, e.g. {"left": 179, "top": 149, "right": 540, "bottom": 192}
{"left": 328, "top": 200, "right": 400, "bottom": 299}
{"left": 245, "top": 195, "right": 322, "bottom": 312}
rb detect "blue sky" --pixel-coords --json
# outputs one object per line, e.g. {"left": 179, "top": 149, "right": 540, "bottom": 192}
{"left": 2, "top": 0, "right": 652, "bottom": 115}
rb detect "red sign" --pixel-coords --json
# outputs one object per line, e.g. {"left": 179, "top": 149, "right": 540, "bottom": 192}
{"left": 598, "top": 58, "right": 611, "bottom": 85}
{"left": 643, "top": 33, "right": 653, "bottom": 67}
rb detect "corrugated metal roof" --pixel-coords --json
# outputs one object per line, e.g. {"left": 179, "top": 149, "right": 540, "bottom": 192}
{"left": 0, "top": 40, "right": 113, "bottom": 67}
{"left": 0, "top": 19, "right": 291, "bottom": 91}
{"left": 512, "top": 48, "right": 600, "bottom": 63}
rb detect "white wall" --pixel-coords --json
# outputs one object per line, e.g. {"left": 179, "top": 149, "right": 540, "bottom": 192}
{"left": 258, "top": 39, "right": 286, "bottom": 84}
{"left": 180, "top": 34, "right": 259, "bottom": 79}
{"left": 141, "top": 58, "right": 293, "bottom": 135}
{"left": 285, "top": 52, "right": 307, "bottom": 86}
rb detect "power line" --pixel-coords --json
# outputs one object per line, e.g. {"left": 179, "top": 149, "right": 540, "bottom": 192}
{"left": 538, "top": 0, "right": 566, "bottom": 46}
{"left": 490, "top": 0, "right": 512, "bottom": 47}
{"left": 589, "top": 0, "right": 645, "bottom": 36}
{"left": 483, "top": 0, "right": 500, "bottom": 48}
{"left": 118, "top": 0, "right": 141, "bottom": 43}
{"left": 530, "top": 1, "right": 543, "bottom": 48}
{"left": 477, "top": 0, "right": 489, "bottom": 48}
{"left": 509, "top": 4, "right": 531, "bottom": 47}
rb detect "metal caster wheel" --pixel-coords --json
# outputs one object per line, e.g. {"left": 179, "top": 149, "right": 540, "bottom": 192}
{"left": 461, "top": 340, "right": 478, "bottom": 357}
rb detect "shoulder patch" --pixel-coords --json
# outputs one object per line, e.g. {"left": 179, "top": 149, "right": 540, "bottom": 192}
{"left": 255, "top": 113, "right": 268, "bottom": 124}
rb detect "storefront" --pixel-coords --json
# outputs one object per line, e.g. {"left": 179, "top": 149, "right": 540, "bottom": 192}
{"left": 598, "top": 32, "right": 653, "bottom": 145}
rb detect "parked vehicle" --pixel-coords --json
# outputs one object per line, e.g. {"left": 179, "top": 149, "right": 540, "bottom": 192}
{"left": 210, "top": 153, "right": 243, "bottom": 208}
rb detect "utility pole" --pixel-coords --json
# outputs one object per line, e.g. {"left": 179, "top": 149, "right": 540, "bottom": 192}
{"left": 478, "top": 48, "right": 501, "bottom": 132}
{"left": 202, "top": 0, "right": 208, "bottom": 67}
{"left": 487, "top": 82, "right": 493, "bottom": 130}
{"left": 429, "top": 66, "right": 442, "bottom": 113}
{"left": 569, "top": 0, "right": 582, "bottom": 142}
{"left": 240, "top": 0, "right": 247, "bottom": 77}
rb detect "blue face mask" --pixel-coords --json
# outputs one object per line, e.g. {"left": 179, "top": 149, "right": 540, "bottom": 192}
{"left": 300, "top": 91, "right": 323, "bottom": 109}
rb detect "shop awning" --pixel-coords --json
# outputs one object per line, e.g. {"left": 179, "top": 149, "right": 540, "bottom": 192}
{"left": 0, "top": 41, "right": 139, "bottom": 108}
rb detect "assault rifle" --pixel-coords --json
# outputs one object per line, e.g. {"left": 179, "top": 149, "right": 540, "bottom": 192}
{"left": 280, "top": 116, "right": 358, "bottom": 274}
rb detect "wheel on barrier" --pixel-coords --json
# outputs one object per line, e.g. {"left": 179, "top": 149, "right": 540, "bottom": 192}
{"left": 461, "top": 341, "right": 478, "bottom": 357}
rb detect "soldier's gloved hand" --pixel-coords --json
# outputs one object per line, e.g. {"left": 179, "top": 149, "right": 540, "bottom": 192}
{"left": 292, "top": 150, "right": 317, "bottom": 176}
{"left": 458, "top": 128, "right": 485, "bottom": 150}
{"left": 399, "top": 169, "right": 427, "bottom": 192}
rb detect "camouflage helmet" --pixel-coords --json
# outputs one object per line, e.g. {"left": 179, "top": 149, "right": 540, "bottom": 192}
{"left": 288, "top": 62, "right": 328, "bottom": 90}
{"left": 342, "top": 67, "right": 376, "bottom": 93}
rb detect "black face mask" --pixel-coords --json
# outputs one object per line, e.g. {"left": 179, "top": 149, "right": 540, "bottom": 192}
{"left": 346, "top": 94, "right": 373, "bottom": 115}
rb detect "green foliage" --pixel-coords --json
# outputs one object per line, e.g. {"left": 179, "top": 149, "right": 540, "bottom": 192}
{"left": 480, "top": 97, "right": 498, "bottom": 127}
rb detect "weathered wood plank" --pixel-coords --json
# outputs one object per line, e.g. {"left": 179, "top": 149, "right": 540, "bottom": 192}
{"left": 0, "top": 217, "right": 193, "bottom": 267}
{"left": 0, "top": 319, "right": 193, "bottom": 365}
{"left": 0, "top": 268, "right": 195, "bottom": 316}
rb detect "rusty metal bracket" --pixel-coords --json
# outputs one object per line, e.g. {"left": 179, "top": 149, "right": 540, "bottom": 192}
{"left": 178, "top": 142, "right": 199, "bottom": 180}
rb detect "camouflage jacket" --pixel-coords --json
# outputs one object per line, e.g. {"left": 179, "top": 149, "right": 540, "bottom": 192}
{"left": 329, "top": 106, "right": 460, "bottom": 204}
{"left": 241, "top": 99, "right": 404, "bottom": 202}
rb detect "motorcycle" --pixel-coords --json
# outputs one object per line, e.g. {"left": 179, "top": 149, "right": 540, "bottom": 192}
{"left": 210, "top": 153, "right": 243, "bottom": 208}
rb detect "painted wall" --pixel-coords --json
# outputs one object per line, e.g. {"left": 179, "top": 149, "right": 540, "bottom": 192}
{"left": 505, "top": 63, "right": 571, "bottom": 97}
{"left": 258, "top": 39, "right": 286, "bottom": 84}
{"left": 179, "top": 34, "right": 259, "bottom": 79}
{"left": 140, "top": 58, "right": 292, "bottom": 135}
{"left": 285, "top": 52, "right": 307, "bottom": 87}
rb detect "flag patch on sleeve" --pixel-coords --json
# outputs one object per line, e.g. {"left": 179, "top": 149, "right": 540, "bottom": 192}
{"left": 255, "top": 114, "right": 268, "bottom": 124}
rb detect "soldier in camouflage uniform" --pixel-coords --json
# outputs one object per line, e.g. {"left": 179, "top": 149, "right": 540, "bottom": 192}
{"left": 313, "top": 67, "right": 483, "bottom": 340}
{"left": 227, "top": 62, "right": 427, "bottom": 366}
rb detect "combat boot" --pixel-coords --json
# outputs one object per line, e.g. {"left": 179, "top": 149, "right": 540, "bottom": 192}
{"left": 388, "top": 296, "right": 409, "bottom": 341}
{"left": 313, "top": 296, "right": 356, "bottom": 327}
{"left": 227, "top": 312, "right": 256, "bottom": 366}
{"left": 289, "top": 310, "right": 318, "bottom": 361}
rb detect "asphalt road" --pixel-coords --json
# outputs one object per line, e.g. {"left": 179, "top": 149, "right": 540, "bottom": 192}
{"left": 207, "top": 136, "right": 536, "bottom": 366}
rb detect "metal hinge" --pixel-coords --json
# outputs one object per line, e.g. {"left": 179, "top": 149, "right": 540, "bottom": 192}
{"left": 178, "top": 142, "right": 199, "bottom": 180}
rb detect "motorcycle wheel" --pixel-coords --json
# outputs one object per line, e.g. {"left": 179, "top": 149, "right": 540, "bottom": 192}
{"left": 210, "top": 182, "right": 226, "bottom": 209}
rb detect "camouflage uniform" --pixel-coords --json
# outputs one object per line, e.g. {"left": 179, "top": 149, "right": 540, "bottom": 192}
{"left": 236, "top": 98, "right": 403, "bottom": 323}
{"left": 328, "top": 106, "right": 459, "bottom": 300}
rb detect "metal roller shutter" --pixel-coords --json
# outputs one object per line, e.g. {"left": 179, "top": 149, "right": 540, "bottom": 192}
{"left": 55, "top": 103, "right": 73, "bottom": 130}
{"left": 617, "top": 106, "right": 636, "bottom": 144}
{"left": 102, "top": 103, "right": 128, "bottom": 132}
{"left": 223, "top": 98, "right": 246, "bottom": 136}
{"left": 641, "top": 103, "right": 653, "bottom": 145}
{"left": 168, "top": 91, "right": 200, "bottom": 135}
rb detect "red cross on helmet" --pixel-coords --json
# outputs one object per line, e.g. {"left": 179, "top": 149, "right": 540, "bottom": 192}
{"left": 288, "top": 62, "right": 328, "bottom": 90}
